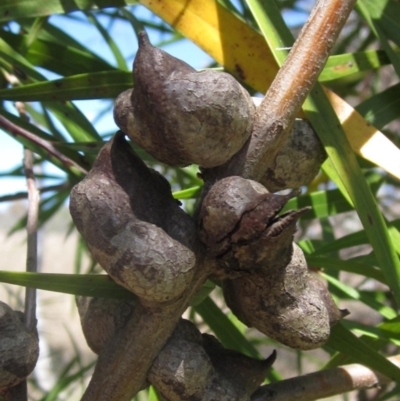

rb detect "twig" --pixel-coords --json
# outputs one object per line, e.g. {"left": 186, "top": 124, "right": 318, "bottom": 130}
{"left": 7, "top": 149, "right": 42, "bottom": 401}
{"left": 0, "top": 115, "right": 88, "bottom": 175}
{"left": 23, "top": 148, "right": 39, "bottom": 331}
{"left": 243, "top": 0, "right": 357, "bottom": 181}
{"left": 0, "top": 183, "right": 70, "bottom": 203}
{"left": 252, "top": 355, "right": 400, "bottom": 401}
{"left": 204, "top": 0, "right": 356, "bottom": 186}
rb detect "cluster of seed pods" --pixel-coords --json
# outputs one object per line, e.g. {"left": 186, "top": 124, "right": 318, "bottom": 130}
{"left": 70, "top": 31, "right": 343, "bottom": 400}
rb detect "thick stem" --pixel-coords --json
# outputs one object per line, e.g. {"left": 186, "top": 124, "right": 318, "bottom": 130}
{"left": 252, "top": 355, "right": 400, "bottom": 401}
{"left": 202, "top": 0, "right": 356, "bottom": 185}
{"left": 244, "top": 0, "right": 357, "bottom": 181}
{"left": 81, "top": 261, "right": 214, "bottom": 401}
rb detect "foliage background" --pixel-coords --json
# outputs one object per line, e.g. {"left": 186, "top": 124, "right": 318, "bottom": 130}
{"left": 1, "top": 0, "right": 400, "bottom": 400}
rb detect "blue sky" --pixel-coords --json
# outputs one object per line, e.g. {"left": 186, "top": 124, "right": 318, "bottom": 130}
{"left": 0, "top": 6, "right": 216, "bottom": 200}
{"left": 0, "top": 3, "right": 310, "bottom": 201}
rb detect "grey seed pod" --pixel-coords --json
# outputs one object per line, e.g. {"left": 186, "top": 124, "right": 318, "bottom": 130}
{"left": 260, "top": 119, "right": 327, "bottom": 191}
{"left": 76, "top": 297, "right": 136, "bottom": 354}
{"left": 0, "top": 302, "right": 39, "bottom": 390}
{"left": 114, "top": 31, "right": 255, "bottom": 168}
{"left": 198, "top": 176, "right": 306, "bottom": 270}
{"left": 148, "top": 320, "right": 213, "bottom": 400}
{"left": 70, "top": 133, "right": 197, "bottom": 303}
{"left": 198, "top": 176, "right": 340, "bottom": 349}
{"left": 149, "top": 320, "right": 275, "bottom": 401}
{"left": 76, "top": 298, "right": 274, "bottom": 401}
{"left": 223, "top": 244, "right": 338, "bottom": 350}
{"left": 201, "top": 334, "right": 276, "bottom": 397}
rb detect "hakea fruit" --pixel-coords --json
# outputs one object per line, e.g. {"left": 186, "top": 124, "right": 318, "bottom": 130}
{"left": 0, "top": 301, "right": 39, "bottom": 391}
{"left": 76, "top": 297, "right": 275, "bottom": 401}
{"left": 70, "top": 133, "right": 197, "bottom": 303}
{"left": 199, "top": 176, "right": 343, "bottom": 350}
{"left": 150, "top": 320, "right": 276, "bottom": 401}
{"left": 249, "top": 98, "right": 326, "bottom": 192}
{"left": 76, "top": 297, "right": 136, "bottom": 355}
{"left": 259, "top": 119, "right": 326, "bottom": 192}
{"left": 114, "top": 31, "right": 255, "bottom": 168}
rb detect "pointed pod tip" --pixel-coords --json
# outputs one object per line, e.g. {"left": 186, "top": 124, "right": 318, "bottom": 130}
{"left": 138, "top": 30, "right": 150, "bottom": 47}
{"left": 265, "top": 349, "right": 277, "bottom": 368}
{"left": 340, "top": 308, "right": 350, "bottom": 319}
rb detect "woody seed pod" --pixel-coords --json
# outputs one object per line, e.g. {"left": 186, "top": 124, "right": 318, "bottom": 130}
{"left": 76, "top": 296, "right": 136, "bottom": 354}
{"left": 70, "top": 133, "right": 197, "bottom": 303}
{"left": 114, "top": 31, "right": 255, "bottom": 168}
{"left": 199, "top": 176, "right": 342, "bottom": 349}
{"left": 260, "top": 119, "right": 326, "bottom": 191}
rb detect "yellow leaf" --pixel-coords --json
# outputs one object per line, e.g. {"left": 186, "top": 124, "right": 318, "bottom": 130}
{"left": 139, "top": 0, "right": 400, "bottom": 180}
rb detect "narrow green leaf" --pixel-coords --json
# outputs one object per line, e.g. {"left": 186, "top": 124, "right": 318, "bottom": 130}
{"left": 324, "top": 274, "right": 396, "bottom": 320}
{"left": 388, "top": 225, "right": 400, "bottom": 257}
{"left": 0, "top": 0, "right": 135, "bottom": 21}
{"left": 243, "top": 0, "right": 292, "bottom": 66}
{"left": 306, "top": 86, "right": 400, "bottom": 307}
{"left": 282, "top": 188, "right": 353, "bottom": 220}
{"left": 56, "top": 140, "right": 105, "bottom": 155}
{"left": 312, "top": 219, "right": 400, "bottom": 257}
{"left": 326, "top": 322, "right": 400, "bottom": 384}
{"left": 357, "top": 0, "right": 400, "bottom": 48}
{"left": 0, "top": 29, "right": 115, "bottom": 76}
{"left": 44, "top": 101, "right": 102, "bottom": 141}
{"left": 320, "top": 50, "right": 391, "bottom": 82}
{"left": 120, "top": 7, "right": 146, "bottom": 37}
{"left": 356, "top": 83, "right": 400, "bottom": 129}
{"left": 357, "top": 0, "right": 400, "bottom": 78}
{"left": 172, "top": 185, "right": 202, "bottom": 200}
{"left": 0, "top": 71, "right": 132, "bottom": 101}
{"left": 190, "top": 280, "right": 216, "bottom": 306}
{"left": 148, "top": 386, "right": 161, "bottom": 401}
{"left": 321, "top": 158, "right": 354, "bottom": 206}
{"left": 342, "top": 320, "right": 400, "bottom": 347}
{"left": 23, "top": 17, "right": 49, "bottom": 53}
{"left": 87, "top": 12, "right": 128, "bottom": 71}
{"left": 307, "top": 255, "right": 386, "bottom": 284}
{"left": 312, "top": 231, "right": 368, "bottom": 256}
{"left": 40, "top": 360, "right": 95, "bottom": 401}
{"left": 194, "top": 296, "right": 260, "bottom": 358}
{"left": 0, "top": 271, "right": 136, "bottom": 299}
{"left": 0, "top": 36, "right": 44, "bottom": 82}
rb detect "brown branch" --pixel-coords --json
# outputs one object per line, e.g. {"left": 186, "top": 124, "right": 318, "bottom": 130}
{"left": 243, "top": 0, "right": 357, "bottom": 181}
{"left": 81, "top": 288, "right": 209, "bottom": 400}
{"left": 204, "top": 0, "right": 356, "bottom": 186}
{"left": 252, "top": 355, "right": 400, "bottom": 401}
{"left": 0, "top": 115, "right": 88, "bottom": 175}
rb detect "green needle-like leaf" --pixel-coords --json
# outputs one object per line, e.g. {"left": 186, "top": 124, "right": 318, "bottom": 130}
{"left": 327, "top": 322, "right": 400, "bottom": 384}
{"left": 0, "top": 71, "right": 132, "bottom": 101}
{"left": 0, "top": 271, "right": 136, "bottom": 299}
